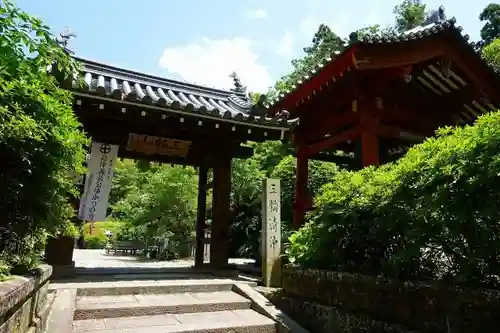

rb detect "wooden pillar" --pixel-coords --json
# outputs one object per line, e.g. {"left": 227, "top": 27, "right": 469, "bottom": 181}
{"left": 360, "top": 104, "right": 380, "bottom": 167}
{"left": 292, "top": 153, "right": 308, "bottom": 229}
{"left": 210, "top": 155, "right": 232, "bottom": 268}
{"left": 195, "top": 165, "right": 208, "bottom": 267}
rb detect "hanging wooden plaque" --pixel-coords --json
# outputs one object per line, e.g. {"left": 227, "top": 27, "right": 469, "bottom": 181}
{"left": 126, "top": 133, "right": 192, "bottom": 158}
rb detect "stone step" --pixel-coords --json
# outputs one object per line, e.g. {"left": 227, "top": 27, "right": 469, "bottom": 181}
{"left": 73, "top": 309, "right": 276, "bottom": 333}
{"left": 74, "top": 291, "right": 252, "bottom": 320}
{"left": 50, "top": 278, "right": 250, "bottom": 296}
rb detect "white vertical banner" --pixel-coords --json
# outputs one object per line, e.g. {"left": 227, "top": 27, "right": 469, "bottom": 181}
{"left": 261, "top": 178, "right": 282, "bottom": 287}
{"left": 78, "top": 141, "right": 119, "bottom": 222}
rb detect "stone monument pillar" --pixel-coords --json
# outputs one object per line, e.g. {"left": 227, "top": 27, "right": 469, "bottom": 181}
{"left": 261, "top": 178, "right": 282, "bottom": 287}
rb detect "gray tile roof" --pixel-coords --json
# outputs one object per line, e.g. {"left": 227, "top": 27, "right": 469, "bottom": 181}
{"left": 66, "top": 57, "right": 295, "bottom": 129}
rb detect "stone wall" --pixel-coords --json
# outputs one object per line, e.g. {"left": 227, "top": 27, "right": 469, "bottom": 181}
{"left": 276, "top": 266, "right": 500, "bottom": 333}
{"left": 0, "top": 265, "right": 53, "bottom": 333}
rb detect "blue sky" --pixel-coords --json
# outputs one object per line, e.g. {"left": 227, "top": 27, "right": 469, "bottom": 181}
{"left": 16, "top": 0, "right": 492, "bottom": 92}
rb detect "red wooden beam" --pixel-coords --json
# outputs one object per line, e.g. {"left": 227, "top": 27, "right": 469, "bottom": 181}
{"left": 299, "top": 126, "right": 361, "bottom": 158}
{"left": 296, "top": 84, "right": 360, "bottom": 117}
{"left": 361, "top": 127, "right": 379, "bottom": 167}
{"left": 295, "top": 111, "right": 359, "bottom": 146}
{"left": 359, "top": 111, "right": 379, "bottom": 167}
{"left": 273, "top": 46, "right": 359, "bottom": 111}
{"left": 375, "top": 107, "right": 438, "bottom": 136}
{"left": 383, "top": 74, "right": 485, "bottom": 125}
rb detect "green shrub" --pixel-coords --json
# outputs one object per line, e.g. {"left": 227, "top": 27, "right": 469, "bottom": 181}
{"left": 54, "top": 221, "right": 80, "bottom": 238}
{"left": 286, "top": 111, "right": 500, "bottom": 289}
{"left": 8, "top": 252, "right": 42, "bottom": 275}
{"left": 83, "top": 221, "right": 122, "bottom": 238}
{"left": 0, "top": 259, "right": 11, "bottom": 281}
{"left": 84, "top": 234, "right": 108, "bottom": 249}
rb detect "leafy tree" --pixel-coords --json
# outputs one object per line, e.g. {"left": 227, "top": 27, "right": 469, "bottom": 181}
{"left": 393, "top": 0, "right": 427, "bottom": 33}
{"left": 248, "top": 141, "right": 293, "bottom": 176}
{"left": 353, "top": 24, "right": 396, "bottom": 40}
{"left": 482, "top": 38, "right": 500, "bottom": 70}
{"left": 108, "top": 159, "right": 157, "bottom": 211}
{"left": 480, "top": 3, "right": 500, "bottom": 45}
{"left": 112, "top": 165, "right": 198, "bottom": 247}
{"left": 228, "top": 159, "right": 265, "bottom": 259}
{"left": 0, "top": 1, "right": 86, "bottom": 260}
{"left": 268, "top": 24, "right": 346, "bottom": 101}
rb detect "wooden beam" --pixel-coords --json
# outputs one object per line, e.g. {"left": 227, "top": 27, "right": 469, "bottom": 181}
{"left": 356, "top": 36, "right": 448, "bottom": 70}
{"left": 375, "top": 107, "right": 437, "bottom": 136}
{"left": 292, "top": 75, "right": 362, "bottom": 118}
{"left": 117, "top": 149, "right": 199, "bottom": 166}
{"left": 233, "top": 146, "right": 254, "bottom": 159}
{"left": 74, "top": 99, "right": 282, "bottom": 142}
{"left": 295, "top": 111, "right": 359, "bottom": 146}
{"left": 360, "top": 112, "right": 379, "bottom": 166}
{"left": 445, "top": 40, "right": 500, "bottom": 102}
{"left": 377, "top": 124, "right": 425, "bottom": 141}
{"left": 273, "top": 46, "right": 359, "bottom": 111}
{"left": 385, "top": 76, "right": 483, "bottom": 124}
{"left": 291, "top": 150, "right": 356, "bottom": 165}
{"left": 299, "top": 126, "right": 361, "bottom": 158}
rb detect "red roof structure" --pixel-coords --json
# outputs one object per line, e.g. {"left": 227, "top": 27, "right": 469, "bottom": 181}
{"left": 268, "top": 18, "right": 500, "bottom": 228}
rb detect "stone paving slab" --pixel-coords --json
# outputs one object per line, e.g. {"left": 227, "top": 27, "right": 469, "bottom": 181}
{"left": 50, "top": 278, "right": 253, "bottom": 297}
{"left": 50, "top": 278, "right": 242, "bottom": 290}
{"left": 73, "top": 309, "right": 275, "bottom": 332}
{"left": 72, "top": 249, "right": 254, "bottom": 269}
{"left": 74, "top": 291, "right": 251, "bottom": 319}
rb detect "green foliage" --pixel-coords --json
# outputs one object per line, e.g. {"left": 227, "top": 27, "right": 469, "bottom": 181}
{"left": 9, "top": 252, "right": 42, "bottom": 275}
{"left": 393, "top": 0, "right": 427, "bottom": 33}
{"left": 248, "top": 141, "right": 292, "bottom": 176}
{"left": 112, "top": 165, "right": 198, "bottom": 243}
{"left": 83, "top": 220, "right": 123, "bottom": 236}
{"left": 286, "top": 111, "right": 500, "bottom": 289}
{"left": 480, "top": 3, "right": 500, "bottom": 45}
{"left": 108, "top": 159, "right": 157, "bottom": 210}
{"left": 54, "top": 221, "right": 80, "bottom": 238}
{"left": 0, "top": 0, "right": 86, "bottom": 253}
{"left": 82, "top": 220, "right": 123, "bottom": 248}
{"left": 0, "top": 259, "right": 11, "bottom": 281}
{"left": 229, "top": 158, "right": 265, "bottom": 258}
{"left": 353, "top": 24, "right": 396, "bottom": 40}
{"left": 482, "top": 38, "right": 500, "bottom": 70}
{"left": 84, "top": 234, "right": 108, "bottom": 249}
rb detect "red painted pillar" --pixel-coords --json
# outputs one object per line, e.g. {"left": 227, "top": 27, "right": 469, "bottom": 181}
{"left": 293, "top": 152, "right": 309, "bottom": 229}
{"left": 360, "top": 112, "right": 379, "bottom": 167}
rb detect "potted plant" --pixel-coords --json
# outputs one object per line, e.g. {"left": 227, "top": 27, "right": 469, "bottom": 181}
{"left": 44, "top": 221, "right": 80, "bottom": 266}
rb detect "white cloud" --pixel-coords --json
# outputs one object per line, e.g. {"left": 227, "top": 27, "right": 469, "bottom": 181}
{"left": 247, "top": 8, "right": 267, "bottom": 19}
{"left": 275, "top": 32, "right": 294, "bottom": 59}
{"left": 158, "top": 37, "right": 274, "bottom": 93}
